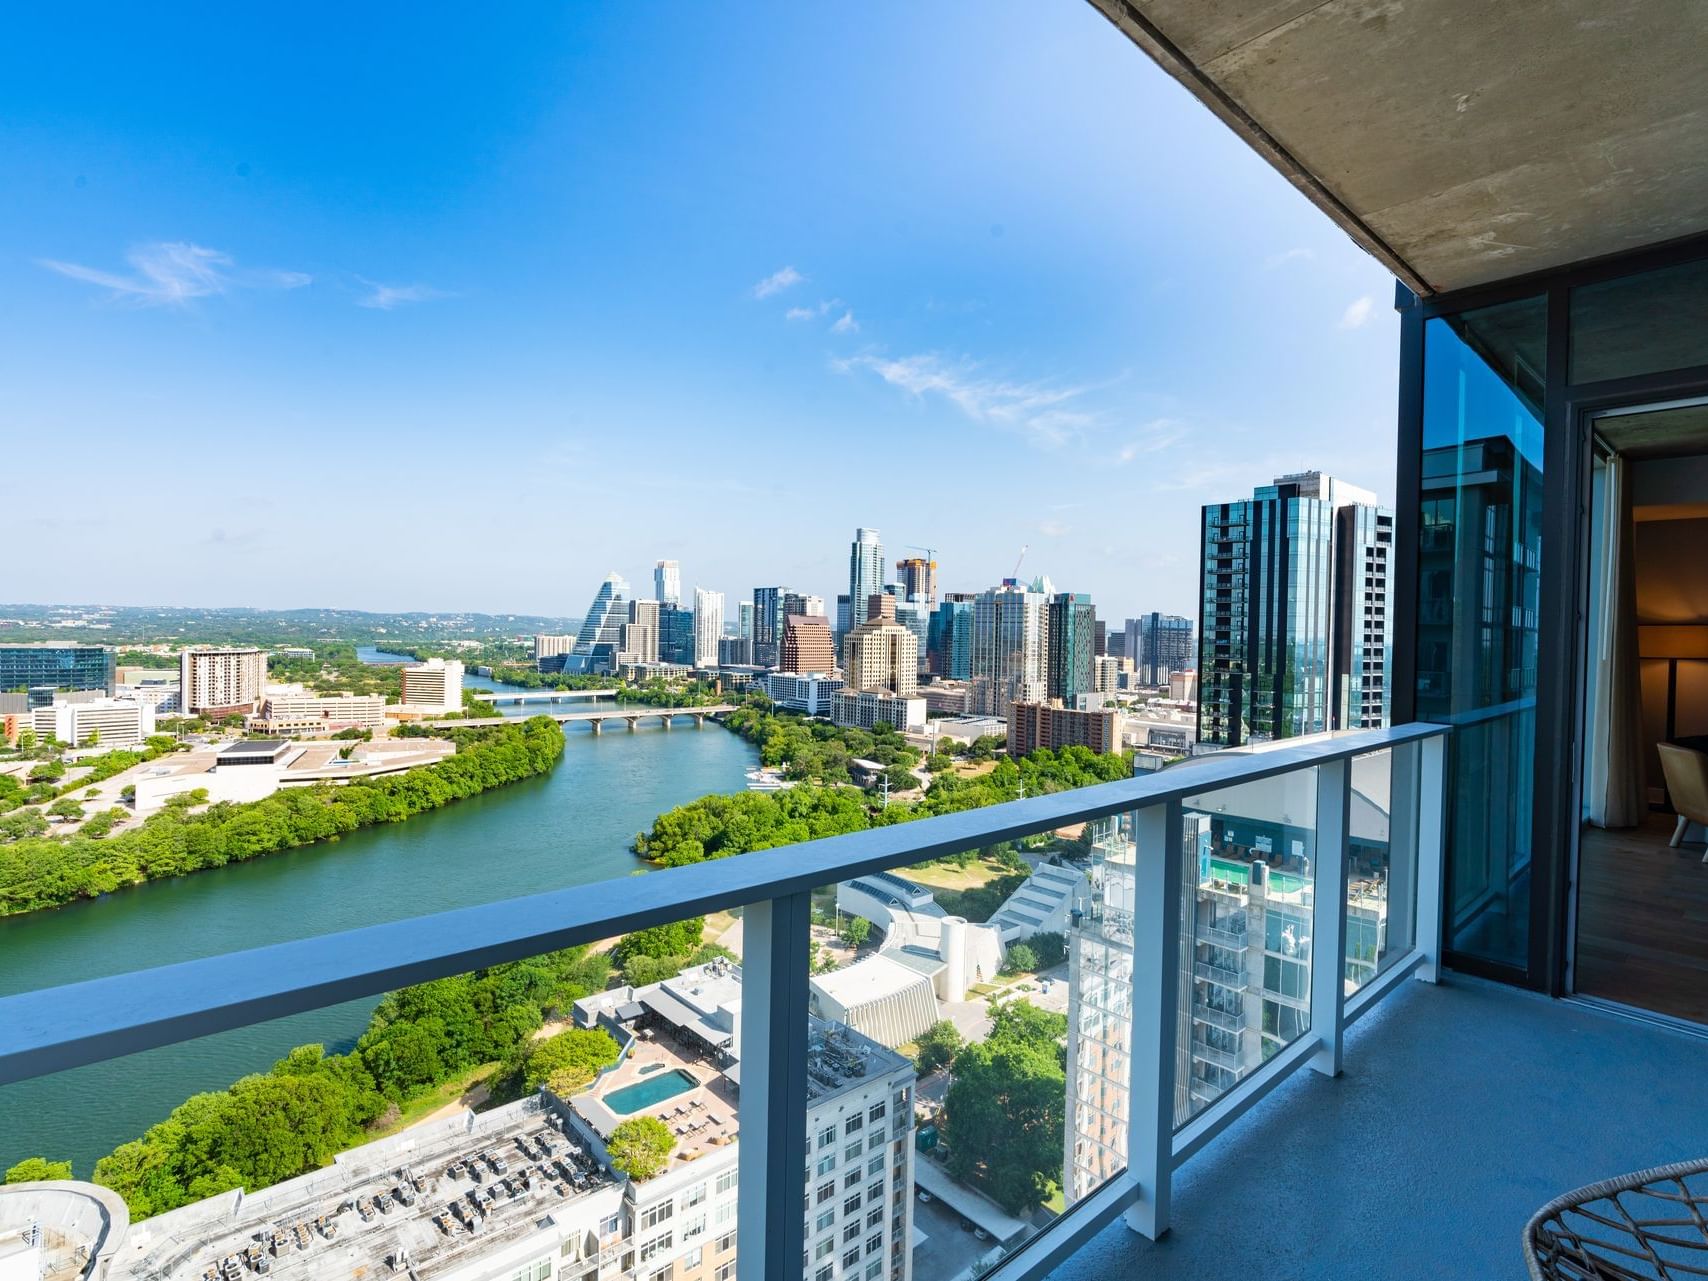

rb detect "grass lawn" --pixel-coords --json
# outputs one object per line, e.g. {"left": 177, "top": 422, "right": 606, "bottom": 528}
{"left": 903, "top": 856, "right": 1011, "bottom": 893}
{"left": 368, "top": 1062, "right": 499, "bottom": 1140}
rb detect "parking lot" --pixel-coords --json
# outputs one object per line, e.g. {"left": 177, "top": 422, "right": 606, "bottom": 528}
{"left": 911, "top": 1187, "right": 994, "bottom": 1281}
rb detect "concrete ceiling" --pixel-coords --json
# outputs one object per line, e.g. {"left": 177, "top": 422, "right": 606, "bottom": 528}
{"left": 1087, "top": 0, "right": 1708, "bottom": 295}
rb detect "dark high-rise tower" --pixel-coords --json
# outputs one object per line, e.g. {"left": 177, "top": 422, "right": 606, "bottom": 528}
{"left": 1198, "top": 472, "right": 1385, "bottom": 747}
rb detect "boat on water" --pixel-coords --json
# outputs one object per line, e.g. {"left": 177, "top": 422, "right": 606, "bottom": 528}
{"left": 745, "top": 766, "right": 793, "bottom": 792}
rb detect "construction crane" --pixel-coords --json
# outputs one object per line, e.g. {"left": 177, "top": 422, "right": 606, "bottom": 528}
{"left": 905, "top": 544, "right": 938, "bottom": 564}
{"left": 1012, "top": 544, "right": 1029, "bottom": 579}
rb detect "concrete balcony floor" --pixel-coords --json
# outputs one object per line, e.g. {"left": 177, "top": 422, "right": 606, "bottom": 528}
{"left": 1054, "top": 977, "right": 1708, "bottom": 1280}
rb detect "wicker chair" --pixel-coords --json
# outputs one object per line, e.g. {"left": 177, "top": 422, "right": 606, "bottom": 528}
{"left": 1524, "top": 1159, "right": 1708, "bottom": 1279}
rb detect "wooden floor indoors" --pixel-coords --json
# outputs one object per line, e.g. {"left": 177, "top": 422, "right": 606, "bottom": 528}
{"left": 1577, "top": 814, "right": 1708, "bottom": 1026}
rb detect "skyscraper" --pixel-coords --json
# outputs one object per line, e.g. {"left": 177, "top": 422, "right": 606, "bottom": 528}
{"left": 575, "top": 573, "right": 629, "bottom": 653}
{"left": 752, "top": 586, "right": 784, "bottom": 667}
{"left": 1198, "top": 471, "right": 1380, "bottom": 747}
{"left": 926, "top": 595, "right": 974, "bottom": 679}
{"left": 845, "top": 594, "right": 919, "bottom": 696}
{"left": 1134, "top": 612, "right": 1195, "bottom": 685}
{"left": 653, "top": 559, "right": 680, "bottom": 606}
{"left": 1046, "top": 592, "right": 1096, "bottom": 706}
{"left": 969, "top": 579, "right": 1048, "bottom": 718}
{"left": 622, "top": 599, "right": 660, "bottom": 664}
{"left": 1333, "top": 504, "right": 1394, "bottom": 730}
{"left": 781, "top": 614, "right": 836, "bottom": 675}
{"left": 738, "top": 599, "right": 753, "bottom": 640}
{"left": 846, "top": 528, "right": 883, "bottom": 643}
{"left": 896, "top": 556, "right": 937, "bottom": 604}
{"left": 692, "top": 588, "right": 723, "bottom": 668}
{"left": 658, "top": 604, "right": 695, "bottom": 665}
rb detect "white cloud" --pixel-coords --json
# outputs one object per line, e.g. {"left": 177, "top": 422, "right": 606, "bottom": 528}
{"left": 751, "top": 266, "right": 804, "bottom": 299}
{"left": 785, "top": 297, "right": 841, "bottom": 322}
{"left": 830, "top": 309, "right": 858, "bottom": 335}
{"left": 835, "top": 352, "right": 1096, "bottom": 447}
{"left": 1038, "top": 519, "right": 1070, "bottom": 537}
{"left": 1339, "top": 295, "right": 1376, "bottom": 329}
{"left": 1264, "top": 247, "right": 1314, "bottom": 269}
{"left": 39, "top": 242, "right": 310, "bottom": 307}
{"left": 357, "top": 279, "right": 451, "bottom": 310}
{"left": 1115, "top": 418, "right": 1187, "bottom": 463}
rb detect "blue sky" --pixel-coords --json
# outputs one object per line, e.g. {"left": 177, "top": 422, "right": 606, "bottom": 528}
{"left": 2, "top": 2, "right": 1398, "bottom": 622}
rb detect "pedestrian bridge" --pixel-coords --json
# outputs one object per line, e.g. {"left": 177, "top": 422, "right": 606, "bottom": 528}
{"left": 467, "top": 688, "right": 619, "bottom": 704}
{"left": 429, "top": 704, "right": 738, "bottom": 732}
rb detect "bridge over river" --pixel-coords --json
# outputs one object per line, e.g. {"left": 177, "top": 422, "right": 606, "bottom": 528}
{"left": 428, "top": 704, "right": 738, "bottom": 732}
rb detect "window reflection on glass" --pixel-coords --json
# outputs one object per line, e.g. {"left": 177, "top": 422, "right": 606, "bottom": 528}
{"left": 1176, "top": 768, "right": 1318, "bottom": 1128}
{"left": 1570, "top": 257, "right": 1708, "bottom": 385}
{"left": 1418, "top": 296, "right": 1545, "bottom": 970}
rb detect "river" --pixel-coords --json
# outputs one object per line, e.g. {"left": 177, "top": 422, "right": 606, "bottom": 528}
{"left": 0, "top": 672, "right": 754, "bottom": 1176}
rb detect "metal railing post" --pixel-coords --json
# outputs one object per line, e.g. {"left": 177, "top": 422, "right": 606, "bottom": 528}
{"left": 1310, "top": 758, "right": 1351, "bottom": 1078}
{"left": 1414, "top": 733, "right": 1448, "bottom": 984}
{"left": 737, "top": 892, "right": 812, "bottom": 1281}
{"left": 1125, "top": 799, "right": 1181, "bottom": 1241}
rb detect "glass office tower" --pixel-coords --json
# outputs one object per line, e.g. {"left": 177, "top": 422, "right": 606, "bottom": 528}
{"left": 0, "top": 644, "right": 116, "bottom": 697}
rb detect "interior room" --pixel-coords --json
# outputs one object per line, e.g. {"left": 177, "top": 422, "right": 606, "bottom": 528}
{"left": 1576, "top": 401, "right": 1708, "bottom": 1026}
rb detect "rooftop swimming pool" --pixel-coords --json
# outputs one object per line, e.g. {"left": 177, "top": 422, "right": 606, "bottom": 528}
{"left": 603, "top": 1067, "right": 699, "bottom": 1116}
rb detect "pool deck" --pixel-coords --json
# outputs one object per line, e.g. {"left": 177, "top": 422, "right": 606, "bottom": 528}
{"left": 573, "top": 1032, "right": 739, "bottom": 1170}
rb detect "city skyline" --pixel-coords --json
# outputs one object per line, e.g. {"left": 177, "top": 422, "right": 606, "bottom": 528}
{"left": 3, "top": 2, "right": 1398, "bottom": 618}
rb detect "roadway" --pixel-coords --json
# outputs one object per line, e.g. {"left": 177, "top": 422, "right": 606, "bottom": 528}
{"left": 421, "top": 704, "right": 737, "bottom": 730}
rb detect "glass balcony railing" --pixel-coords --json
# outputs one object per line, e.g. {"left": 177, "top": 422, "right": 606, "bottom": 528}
{"left": 0, "top": 723, "right": 1447, "bottom": 1281}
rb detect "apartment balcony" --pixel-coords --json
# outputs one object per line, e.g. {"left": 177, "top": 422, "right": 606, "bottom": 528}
{"left": 1192, "top": 924, "right": 1248, "bottom": 951}
{"left": 1189, "top": 1001, "right": 1244, "bottom": 1035}
{"left": 10, "top": 723, "right": 1697, "bottom": 1281}
{"left": 1052, "top": 978, "right": 1708, "bottom": 1280}
{"left": 1191, "top": 961, "right": 1249, "bottom": 992}
{"left": 1187, "top": 1040, "right": 1243, "bottom": 1073}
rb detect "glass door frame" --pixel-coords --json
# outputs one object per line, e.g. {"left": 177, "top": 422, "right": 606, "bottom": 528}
{"left": 1563, "top": 391, "right": 1708, "bottom": 1004}
{"left": 1394, "top": 232, "right": 1708, "bottom": 995}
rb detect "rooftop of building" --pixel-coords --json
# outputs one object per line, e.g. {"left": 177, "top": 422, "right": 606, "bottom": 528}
{"left": 107, "top": 1097, "right": 615, "bottom": 1281}
{"left": 571, "top": 960, "right": 911, "bottom": 1173}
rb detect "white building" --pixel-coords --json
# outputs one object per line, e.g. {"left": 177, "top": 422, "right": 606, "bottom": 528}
{"left": 764, "top": 673, "right": 844, "bottom": 716}
{"left": 533, "top": 634, "right": 577, "bottom": 660}
{"left": 32, "top": 697, "right": 156, "bottom": 748}
{"left": 692, "top": 588, "right": 724, "bottom": 669}
{"left": 830, "top": 691, "right": 926, "bottom": 734}
{"left": 178, "top": 647, "right": 266, "bottom": 715}
{"left": 570, "top": 959, "right": 917, "bottom": 1281}
{"left": 399, "top": 658, "right": 465, "bottom": 714}
{"left": 654, "top": 559, "right": 681, "bottom": 605}
{"left": 253, "top": 686, "right": 389, "bottom": 736}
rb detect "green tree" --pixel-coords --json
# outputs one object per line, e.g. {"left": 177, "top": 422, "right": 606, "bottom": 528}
{"left": 943, "top": 1035, "right": 1065, "bottom": 1214}
{"left": 607, "top": 1116, "right": 675, "bottom": 1181}
{"left": 839, "top": 916, "right": 872, "bottom": 948}
{"left": 914, "top": 1020, "right": 963, "bottom": 1074}
{"left": 6, "top": 1156, "right": 73, "bottom": 1183}
{"left": 1001, "top": 943, "right": 1039, "bottom": 974}
{"left": 1028, "top": 932, "right": 1067, "bottom": 969}
{"left": 47, "top": 797, "right": 85, "bottom": 823}
{"left": 519, "top": 1028, "right": 620, "bottom": 1094}
{"left": 613, "top": 918, "right": 705, "bottom": 964}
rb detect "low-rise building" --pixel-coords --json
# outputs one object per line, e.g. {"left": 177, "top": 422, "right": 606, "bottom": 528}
{"left": 918, "top": 680, "right": 972, "bottom": 717}
{"left": 253, "top": 686, "right": 389, "bottom": 736}
{"left": 831, "top": 690, "right": 926, "bottom": 734}
{"left": 31, "top": 697, "right": 156, "bottom": 749}
{"left": 1007, "top": 701, "right": 1120, "bottom": 756}
{"left": 764, "top": 673, "right": 844, "bottom": 716}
